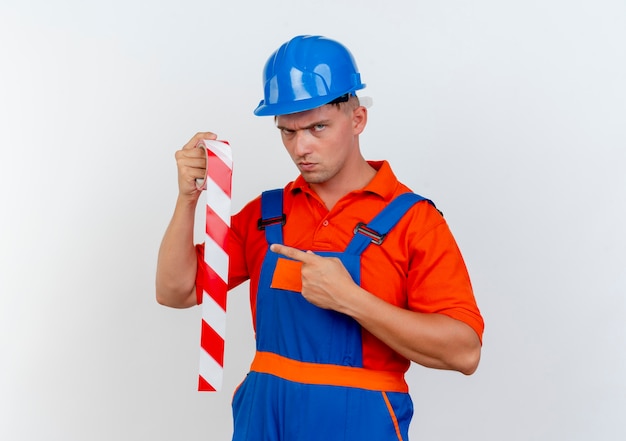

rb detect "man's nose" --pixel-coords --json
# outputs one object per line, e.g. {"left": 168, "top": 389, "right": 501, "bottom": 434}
{"left": 292, "top": 130, "right": 313, "bottom": 157}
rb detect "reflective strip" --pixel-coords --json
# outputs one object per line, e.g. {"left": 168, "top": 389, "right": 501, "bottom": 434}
{"left": 199, "top": 348, "right": 224, "bottom": 391}
{"left": 205, "top": 175, "right": 231, "bottom": 225}
{"left": 382, "top": 391, "right": 404, "bottom": 441}
{"left": 250, "top": 351, "right": 408, "bottom": 393}
{"left": 203, "top": 234, "right": 229, "bottom": 284}
{"left": 198, "top": 139, "right": 232, "bottom": 392}
{"left": 201, "top": 291, "right": 226, "bottom": 338}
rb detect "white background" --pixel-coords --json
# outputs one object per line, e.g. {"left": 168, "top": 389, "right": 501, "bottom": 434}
{"left": 1, "top": 1, "right": 625, "bottom": 440}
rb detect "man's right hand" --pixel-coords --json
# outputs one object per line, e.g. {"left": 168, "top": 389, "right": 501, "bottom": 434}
{"left": 156, "top": 131, "right": 219, "bottom": 308}
{"left": 174, "top": 132, "right": 218, "bottom": 200}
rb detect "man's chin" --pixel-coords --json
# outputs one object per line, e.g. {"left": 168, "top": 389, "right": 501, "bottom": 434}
{"left": 300, "top": 171, "right": 326, "bottom": 184}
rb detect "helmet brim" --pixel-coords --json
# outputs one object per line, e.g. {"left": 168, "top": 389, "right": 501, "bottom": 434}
{"left": 253, "top": 86, "right": 366, "bottom": 116}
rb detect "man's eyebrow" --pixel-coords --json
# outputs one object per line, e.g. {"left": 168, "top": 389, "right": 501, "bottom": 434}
{"left": 276, "top": 120, "right": 332, "bottom": 131}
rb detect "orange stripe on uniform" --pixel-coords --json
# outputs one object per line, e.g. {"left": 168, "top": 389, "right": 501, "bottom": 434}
{"left": 250, "top": 351, "right": 408, "bottom": 393}
{"left": 382, "top": 391, "right": 404, "bottom": 441}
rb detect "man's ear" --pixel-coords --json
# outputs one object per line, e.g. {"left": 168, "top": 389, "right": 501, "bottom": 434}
{"left": 352, "top": 106, "right": 367, "bottom": 135}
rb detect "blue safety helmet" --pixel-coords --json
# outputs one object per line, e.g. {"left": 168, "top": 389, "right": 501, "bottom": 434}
{"left": 253, "top": 35, "right": 366, "bottom": 116}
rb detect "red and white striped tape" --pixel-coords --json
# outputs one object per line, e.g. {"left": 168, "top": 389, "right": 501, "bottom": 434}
{"left": 195, "top": 139, "right": 232, "bottom": 392}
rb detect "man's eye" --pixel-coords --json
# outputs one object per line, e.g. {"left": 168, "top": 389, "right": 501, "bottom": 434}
{"left": 312, "top": 124, "right": 326, "bottom": 132}
{"left": 281, "top": 128, "right": 295, "bottom": 136}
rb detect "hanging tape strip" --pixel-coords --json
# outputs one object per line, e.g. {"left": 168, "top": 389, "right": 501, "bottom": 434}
{"left": 195, "top": 139, "right": 232, "bottom": 392}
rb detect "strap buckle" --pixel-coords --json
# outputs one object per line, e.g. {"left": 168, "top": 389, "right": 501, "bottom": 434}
{"left": 353, "top": 222, "right": 386, "bottom": 245}
{"left": 257, "top": 214, "right": 286, "bottom": 230}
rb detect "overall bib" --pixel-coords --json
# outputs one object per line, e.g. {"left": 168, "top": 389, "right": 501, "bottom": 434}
{"left": 232, "top": 189, "right": 430, "bottom": 441}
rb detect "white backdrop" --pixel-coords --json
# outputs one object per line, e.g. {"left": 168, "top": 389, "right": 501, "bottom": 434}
{"left": 1, "top": 1, "right": 625, "bottom": 440}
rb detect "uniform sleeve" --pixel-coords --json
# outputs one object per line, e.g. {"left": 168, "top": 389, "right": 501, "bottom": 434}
{"left": 407, "top": 210, "right": 484, "bottom": 343}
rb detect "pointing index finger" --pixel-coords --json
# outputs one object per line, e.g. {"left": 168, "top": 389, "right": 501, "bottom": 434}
{"left": 270, "top": 244, "right": 316, "bottom": 263}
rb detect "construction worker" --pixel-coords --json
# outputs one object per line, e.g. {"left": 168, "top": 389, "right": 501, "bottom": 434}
{"left": 156, "top": 35, "right": 484, "bottom": 441}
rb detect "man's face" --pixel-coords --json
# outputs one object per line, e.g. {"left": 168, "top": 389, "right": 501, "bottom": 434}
{"left": 275, "top": 104, "right": 365, "bottom": 185}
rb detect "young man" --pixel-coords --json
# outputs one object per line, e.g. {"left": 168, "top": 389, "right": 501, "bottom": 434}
{"left": 156, "top": 35, "right": 483, "bottom": 440}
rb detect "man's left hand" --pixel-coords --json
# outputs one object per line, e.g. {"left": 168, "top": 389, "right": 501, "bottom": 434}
{"left": 270, "top": 244, "right": 356, "bottom": 312}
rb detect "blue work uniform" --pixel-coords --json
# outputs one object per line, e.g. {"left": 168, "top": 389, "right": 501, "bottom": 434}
{"left": 231, "top": 189, "right": 431, "bottom": 441}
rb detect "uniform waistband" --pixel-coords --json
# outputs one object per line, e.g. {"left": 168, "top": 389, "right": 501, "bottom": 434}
{"left": 250, "top": 351, "right": 409, "bottom": 393}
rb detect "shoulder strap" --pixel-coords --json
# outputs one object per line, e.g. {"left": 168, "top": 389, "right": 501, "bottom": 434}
{"left": 258, "top": 190, "right": 436, "bottom": 251}
{"left": 259, "top": 189, "right": 285, "bottom": 245}
{"left": 344, "top": 193, "right": 436, "bottom": 256}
